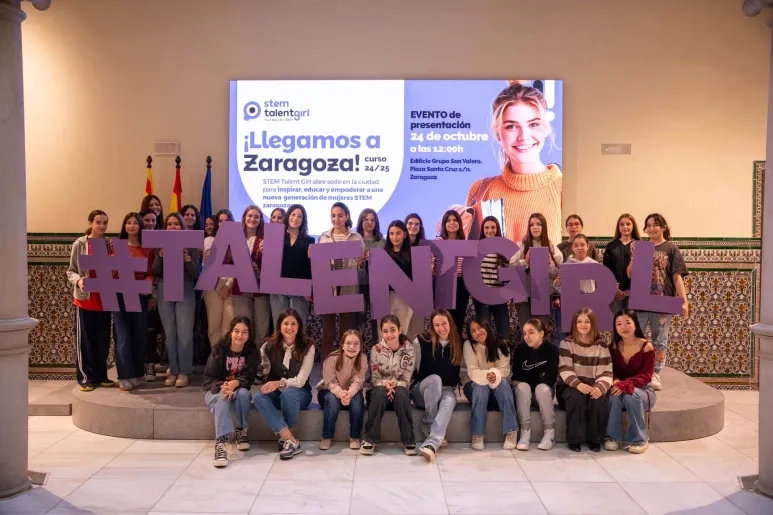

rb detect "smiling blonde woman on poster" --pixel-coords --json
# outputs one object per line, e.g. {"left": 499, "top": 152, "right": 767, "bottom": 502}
{"left": 463, "top": 81, "right": 562, "bottom": 244}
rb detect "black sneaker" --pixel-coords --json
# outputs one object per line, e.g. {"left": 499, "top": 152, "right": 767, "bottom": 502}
{"left": 588, "top": 443, "right": 601, "bottom": 452}
{"left": 279, "top": 439, "right": 302, "bottom": 460}
{"left": 404, "top": 444, "right": 418, "bottom": 456}
{"left": 568, "top": 444, "right": 582, "bottom": 452}
{"left": 213, "top": 442, "right": 228, "bottom": 467}
{"left": 277, "top": 438, "right": 284, "bottom": 452}
{"left": 235, "top": 428, "right": 250, "bottom": 451}
{"left": 419, "top": 445, "right": 436, "bottom": 463}
{"left": 144, "top": 363, "right": 157, "bottom": 382}
{"left": 99, "top": 379, "right": 116, "bottom": 388}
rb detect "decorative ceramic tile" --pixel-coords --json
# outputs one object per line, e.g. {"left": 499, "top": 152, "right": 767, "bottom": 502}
{"left": 754, "top": 160, "right": 765, "bottom": 239}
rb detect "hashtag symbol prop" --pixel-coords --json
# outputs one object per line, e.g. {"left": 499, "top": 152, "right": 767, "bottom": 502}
{"left": 78, "top": 239, "right": 153, "bottom": 312}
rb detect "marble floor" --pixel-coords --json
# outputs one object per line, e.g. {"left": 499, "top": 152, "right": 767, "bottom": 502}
{"left": 2, "top": 388, "right": 772, "bottom": 515}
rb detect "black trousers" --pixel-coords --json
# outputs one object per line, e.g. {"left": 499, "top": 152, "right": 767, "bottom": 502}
{"left": 145, "top": 306, "right": 164, "bottom": 363}
{"left": 364, "top": 385, "right": 415, "bottom": 446}
{"left": 76, "top": 307, "right": 112, "bottom": 386}
{"left": 449, "top": 276, "right": 470, "bottom": 337}
{"left": 557, "top": 382, "right": 608, "bottom": 445}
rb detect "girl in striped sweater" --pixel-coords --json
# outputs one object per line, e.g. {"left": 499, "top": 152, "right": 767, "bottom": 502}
{"left": 473, "top": 216, "right": 511, "bottom": 341}
{"left": 556, "top": 308, "right": 612, "bottom": 452}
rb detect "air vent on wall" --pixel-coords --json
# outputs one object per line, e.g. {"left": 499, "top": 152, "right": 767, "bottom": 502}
{"left": 153, "top": 141, "right": 180, "bottom": 155}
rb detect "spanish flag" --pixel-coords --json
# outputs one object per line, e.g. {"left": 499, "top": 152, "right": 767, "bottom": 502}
{"left": 144, "top": 169, "right": 153, "bottom": 195}
{"left": 144, "top": 156, "right": 153, "bottom": 195}
{"left": 170, "top": 157, "right": 182, "bottom": 213}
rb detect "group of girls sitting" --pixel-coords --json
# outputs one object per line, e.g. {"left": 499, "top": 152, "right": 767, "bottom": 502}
{"left": 203, "top": 306, "right": 656, "bottom": 468}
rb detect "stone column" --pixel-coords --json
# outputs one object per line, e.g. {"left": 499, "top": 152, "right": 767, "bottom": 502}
{"left": 744, "top": 0, "right": 773, "bottom": 499}
{"left": 0, "top": 0, "right": 46, "bottom": 500}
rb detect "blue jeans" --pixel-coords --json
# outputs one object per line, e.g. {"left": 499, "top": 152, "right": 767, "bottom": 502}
{"left": 270, "top": 294, "right": 310, "bottom": 328}
{"left": 113, "top": 295, "right": 149, "bottom": 380}
{"left": 636, "top": 311, "right": 673, "bottom": 372}
{"left": 318, "top": 389, "right": 365, "bottom": 439}
{"left": 205, "top": 388, "right": 252, "bottom": 439}
{"left": 463, "top": 380, "right": 518, "bottom": 437}
{"left": 411, "top": 375, "right": 457, "bottom": 449}
{"left": 473, "top": 301, "right": 510, "bottom": 342}
{"left": 252, "top": 387, "right": 312, "bottom": 434}
{"left": 606, "top": 387, "right": 655, "bottom": 445}
{"left": 157, "top": 279, "right": 196, "bottom": 375}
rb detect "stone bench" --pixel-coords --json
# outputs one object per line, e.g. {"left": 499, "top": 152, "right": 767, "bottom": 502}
{"left": 72, "top": 367, "right": 724, "bottom": 443}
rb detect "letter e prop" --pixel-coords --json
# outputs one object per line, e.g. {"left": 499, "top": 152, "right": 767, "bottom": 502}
{"left": 559, "top": 262, "right": 617, "bottom": 332}
{"left": 143, "top": 229, "right": 204, "bottom": 301}
{"left": 628, "top": 240, "right": 683, "bottom": 315}
{"left": 368, "top": 246, "right": 433, "bottom": 320}
{"left": 259, "top": 223, "right": 312, "bottom": 297}
{"left": 310, "top": 241, "right": 364, "bottom": 315}
{"left": 196, "top": 221, "right": 258, "bottom": 295}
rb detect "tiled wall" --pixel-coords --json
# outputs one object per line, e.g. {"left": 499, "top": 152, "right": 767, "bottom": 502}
{"left": 26, "top": 163, "right": 765, "bottom": 388}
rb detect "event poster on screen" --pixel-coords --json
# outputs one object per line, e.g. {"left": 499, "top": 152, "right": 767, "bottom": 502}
{"left": 229, "top": 80, "right": 563, "bottom": 237}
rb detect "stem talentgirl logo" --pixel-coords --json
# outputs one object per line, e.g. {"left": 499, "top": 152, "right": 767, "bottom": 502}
{"left": 243, "top": 100, "right": 309, "bottom": 122}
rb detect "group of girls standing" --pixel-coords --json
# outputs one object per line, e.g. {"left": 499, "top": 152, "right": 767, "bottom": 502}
{"left": 202, "top": 304, "right": 658, "bottom": 469}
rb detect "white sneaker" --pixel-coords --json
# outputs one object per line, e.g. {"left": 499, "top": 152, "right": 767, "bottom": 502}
{"left": 118, "top": 379, "right": 133, "bottom": 391}
{"left": 628, "top": 442, "right": 649, "bottom": 454}
{"left": 471, "top": 435, "right": 485, "bottom": 451}
{"left": 516, "top": 429, "right": 531, "bottom": 451}
{"left": 129, "top": 377, "right": 140, "bottom": 388}
{"left": 538, "top": 428, "right": 555, "bottom": 451}
{"left": 650, "top": 372, "right": 662, "bottom": 391}
{"left": 604, "top": 439, "right": 619, "bottom": 451}
{"left": 503, "top": 431, "right": 518, "bottom": 450}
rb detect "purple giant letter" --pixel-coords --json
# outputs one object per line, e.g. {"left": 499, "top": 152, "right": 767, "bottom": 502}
{"left": 427, "top": 240, "right": 478, "bottom": 309}
{"left": 559, "top": 262, "right": 617, "bottom": 332}
{"left": 143, "top": 229, "right": 205, "bottom": 301}
{"left": 259, "top": 222, "right": 312, "bottom": 297}
{"left": 368, "top": 246, "right": 434, "bottom": 319}
{"left": 528, "top": 246, "right": 551, "bottom": 316}
{"left": 462, "top": 237, "right": 528, "bottom": 305}
{"left": 195, "top": 221, "right": 258, "bottom": 294}
{"left": 309, "top": 241, "right": 364, "bottom": 315}
{"left": 628, "top": 240, "right": 683, "bottom": 314}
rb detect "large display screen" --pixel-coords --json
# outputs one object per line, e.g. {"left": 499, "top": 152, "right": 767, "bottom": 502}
{"left": 229, "top": 79, "right": 563, "bottom": 242}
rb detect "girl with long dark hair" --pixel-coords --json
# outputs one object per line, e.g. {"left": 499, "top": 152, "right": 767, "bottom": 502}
{"left": 203, "top": 316, "right": 259, "bottom": 468}
{"left": 270, "top": 204, "right": 314, "bottom": 328}
{"left": 113, "top": 212, "right": 154, "bottom": 391}
{"left": 252, "top": 309, "right": 315, "bottom": 460}
{"left": 463, "top": 316, "right": 517, "bottom": 451}
{"left": 437, "top": 209, "right": 471, "bottom": 334}
{"left": 603, "top": 214, "right": 641, "bottom": 314}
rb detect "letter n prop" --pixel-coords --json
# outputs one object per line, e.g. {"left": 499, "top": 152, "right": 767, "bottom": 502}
{"left": 628, "top": 240, "right": 683, "bottom": 315}
{"left": 559, "top": 262, "right": 617, "bottom": 332}
{"left": 368, "top": 246, "right": 433, "bottom": 320}
{"left": 258, "top": 223, "right": 312, "bottom": 297}
{"left": 428, "top": 240, "right": 478, "bottom": 309}
{"left": 309, "top": 241, "right": 364, "bottom": 315}
{"left": 195, "top": 221, "right": 258, "bottom": 294}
